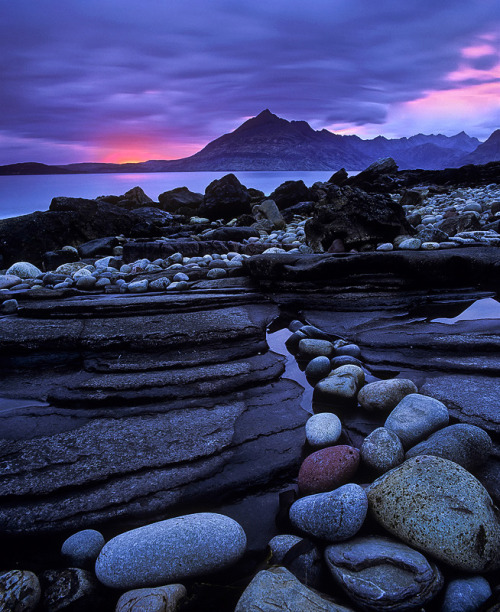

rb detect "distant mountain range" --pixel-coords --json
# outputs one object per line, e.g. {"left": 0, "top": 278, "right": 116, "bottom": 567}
{"left": 1, "top": 110, "right": 499, "bottom": 175}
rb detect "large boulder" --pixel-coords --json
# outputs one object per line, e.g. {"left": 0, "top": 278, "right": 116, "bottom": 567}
{"left": 116, "top": 186, "right": 154, "bottom": 210}
{"left": 269, "top": 180, "right": 312, "bottom": 210}
{"left": 305, "top": 187, "right": 413, "bottom": 251}
{"left": 199, "top": 174, "right": 252, "bottom": 220}
{"left": 158, "top": 186, "right": 204, "bottom": 214}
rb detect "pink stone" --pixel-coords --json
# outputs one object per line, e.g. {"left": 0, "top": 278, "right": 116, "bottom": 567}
{"left": 298, "top": 445, "right": 360, "bottom": 496}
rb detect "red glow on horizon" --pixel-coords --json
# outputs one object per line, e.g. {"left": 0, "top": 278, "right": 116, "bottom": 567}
{"left": 97, "top": 134, "right": 202, "bottom": 164}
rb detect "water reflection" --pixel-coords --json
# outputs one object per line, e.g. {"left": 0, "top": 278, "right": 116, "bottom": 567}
{"left": 432, "top": 297, "right": 500, "bottom": 324}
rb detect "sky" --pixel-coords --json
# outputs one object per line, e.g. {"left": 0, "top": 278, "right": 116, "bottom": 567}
{"left": 0, "top": 0, "right": 499, "bottom": 165}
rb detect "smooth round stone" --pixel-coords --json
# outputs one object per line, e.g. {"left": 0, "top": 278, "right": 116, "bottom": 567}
{"left": 305, "top": 356, "right": 331, "bottom": 380}
{"left": 0, "top": 274, "right": 22, "bottom": 290}
{"left": 298, "top": 339, "right": 334, "bottom": 358}
{"left": 268, "top": 535, "right": 322, "bottom": 589}
{"left": 290, "top": 483, "right": 368, "bottom": 542}
{"left": 285, "top": 330, "right": 308, "bottom": 352}
{"left": 361, "top": 427, "right": 404, "bottom": 474}
{"left": 55, "top": 262, "right": 87, "bottom": 275}
{"left": 76, "top": 275, "right": 97, "bottom": 290}
{"left": 441, "top": 576, "right": 492, "bottom": 612}
{"left": 367, "top": 456, "right": 500, "bottom": 572}
{"left": 300, "top": 325, "right": 332, "bottom": 341}
{"left": 6, "top": 262, "right": 42, "bottom": 279}
{"left": 298, "top": 445, "right": 360, "bottom": 495}
{"left": 95, "top": 513, "right": 247, "bottom": 589}
{"left": 377, "top": 243, "right": 393, "bottom": 251}
{"left": 325, "top": 536, "right": 443, "bottom": 612}
{"left": 61, "top": 529, "right": 105, "bottom": 568}
{"left": 463, "top": 201, "right": 483, "bottom": 213}
{"left": 1, "top": 299, "right": 19, "bottom": 314}
{"left": 313, "top": 365, "right": 365, "bottom": 408}
{"left": 73, "top": 268, "right": 92, "bottom": 278}
{"left": 61, "top": 245, "right": 79, "bottom": 254}
{"left": 128, "top": 279, "right": 149, "bottom": 293}
{"left": 167, "top": 280, "right": 188, "bottom": 291}
{"left": 421, "top": 241, "right": 440, "bottom": 250}
{"left": 398, "top": 238, "right": 422, "bottom": 250}
{"left": 334, "top": 344, "right": 361, "bottom": 359}
{"left": 305, "top": 413, "right": 342, "bottom": 448}
{"left": 207, "top": 268, "right": 227, "bottom": 279}
{"left": 173, "top": 272, "right": 189, "bottom": 282}
{"left": 115, "top": 584, "right": 187, "bottom": 612}
{"left": 405, "top": 423, "right": 492, "bottom": 470}
{"left": 358, "top": 379, "right": 418, "bottom": 412}
{"left": 0, "top": 570, "right": 41, "bottom": 612}
{"left": 120, "top": 264, "right": 133, "bottom": 274}
{"left": 330, "top": 355, "right": 363, "bottom": 369}
{"left": 384, "top": 393, "right": 449, "bottom": 449}
{"left": 95, "top": 277, "right": 111, "bottom": 288}
{"left": 149, "top": 278, "right": 171, "bottom": 291}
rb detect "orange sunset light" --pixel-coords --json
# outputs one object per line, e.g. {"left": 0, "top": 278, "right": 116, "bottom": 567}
{"left": 98, "top": 136, "right": 202, "bottom": 164}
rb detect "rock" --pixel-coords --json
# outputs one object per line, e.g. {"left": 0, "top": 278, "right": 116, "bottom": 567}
{"left": 384, "top": 393, "right": 449, "bottom": 449}
{"left": 330, "top": 355, "right": 363, "bottom": 369}
{"left": 367, "top": 455, "right": 500, "bottom": 572}
{"left": 206, "top": 268, "right": 227, "bottom": 280}
{"left": 115, "top": 584, "right": 187, "bottom": 612}
{"left": 0, "top": 570, "right": 41, "bottom": 612}
{"left": 254, "top": 199, "right": 286, "bottom": 229}
{"left": 334, "top": 343, "right": 361, "bottom": 358}
{"left": 0, "top": 274, "right": 22, "bottom": 290}
{"left": 328, "top": 238, "right": 346, "bottom": 253}
{"left": 41, "top": 568, "right": 101, "bottom": 612}
{"left": 438, "top": 213, "right": 481, "bottom": 236}
{"left": 78, "top": 237, "right": 120, "bottom": 258}
{"left": 305, "top": 187, "right": 412, "bottom": 251}
{"left": 305, "top": 413, "right": 342, "bottom": 448}
{"left": 289, "top": 484, "right": 368, "bottom": 542}
{"left": 42, "top": 249, "right": 79, "bottom": 271}
{"left": 325, "top": 535, "right": 443, "bottom": 612}
{"left": 95, "top": 277, "right": 111, "bottom": 289}
{"left": 441, "top": 576, "right": 492, "bottom": 612}
{"left": 6, "top": 262, "right": 42, "bottom": 279}
{"left": 313, "top": 365, "right": 365, "bottom": 408}
{"left": 400, "top": 190, "right": 424, "bottom": 207}
{"left": 268, "top": 535, "right": 323, "bottom": 588}
{"left": 95, "top": 513, "right": 247, "bottom": 589}
{"left": 128, "top": 279, "right": 149, "bottom": 293}
{"left": 299, "top": 339, "right": 334, "bottom": 359}
{"left": 201, "top": 226, "right": 259, "bottom": 242}
{"left": 61, "top": 529, "right": 105, "bottom": 568}
{"left": 360, "top": 427, "right": 405, "bottom": 474}
{"left": 234, "top": 566, "right": 353, "bottom": 612}
{"left": 377, "top": 243, "right": 393, "bottom": 251}
{"left": 120, "top": 186, "right": 153, "bottom": 207}
{"left": 300, "top": 324, "right": 332, "bottom": 341}
{"left": 158, "top": 186, "right": 203, "bottom": 213}
{"left": 328, "top": 168, "right": 349, "bottom": 186}
{"left": 148, "top": 278, "right": 171, "bottom": 291}
{"left": 405, "top": 423, "right": 492, "bottom": 470}
{"left": 173, "top": 273, "right": 189, "bottom": 282}
{"left": 358, "top": 379, "right": 418, "bottom": 412}
{"left": 298, "top": 445, "right": 360, "bottom": 495}
{"left": 55, "top": 262, "right": 88, "bottom": 275}
{"left": 417, "top": 226, "right": 449, "bottom": 243}
{"left": 305, "top": 356, "right": 332, "bottom": 380}
{"left": 76, "top": 275, "right": 97, "bottom": 290}
{"left": 269, "top": 180, "right": 312, "bottom": 210}
{"left": 199, "top": 174, "right": 251, "bottom": 220}
{"left": 398, "top": 237, "right": 422, "bottom": 250}
{"left": 1, "top": 299, "right": 19, "bottom": 314}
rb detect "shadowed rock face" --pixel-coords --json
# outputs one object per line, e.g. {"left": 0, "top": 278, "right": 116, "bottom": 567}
{"left": 0, "top": 293, "right": 308, "bottom": 535}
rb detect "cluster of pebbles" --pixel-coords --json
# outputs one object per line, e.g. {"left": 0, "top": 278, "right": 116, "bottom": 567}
{"left": 2, "top": 320, "right": 498, "bottom": 612}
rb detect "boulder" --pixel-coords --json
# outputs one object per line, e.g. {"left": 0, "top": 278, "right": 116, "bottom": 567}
{"left": 199, "top": 174, "right": 251, "bottom": 220}
{"left": 6, "top": 262, "right": 42, "bottom": 279}
{"left": 325, "top": 536, "right": 443, "bottom": 611}
{"left": 158, "top": 187, "right": 204, "bottom": 213}
{"left": 117, "top": 186, "right": 154, "bottom": 209}
{"left": 253, "top": 199, "right": 286, "bottom": 229}
{"left": 95, "top": 513, "right": 247, "bottom": 589}
{"left": 268, "top": 180, "right": 312, "bottom": 210}
{"left": 367, "top": 455, "right": 500, "bottom": 572}
{"left": 0, "top": 570, "right": 41, "bottom": 612}
{"left": 115, "top": 584, "right": 187, "bottom": 612}
{"left": 437, "top": 213, "right": 481, "bottom": 236}
{"left": 328, "top": 168, "right": 348, "bottom": 186}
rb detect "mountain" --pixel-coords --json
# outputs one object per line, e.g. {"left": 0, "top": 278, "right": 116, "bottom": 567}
{"left": 0, "top": 110, "right": 493, "bottom": 174}
{"left": 461, "top": 129, "right": 500, "bottom": 165}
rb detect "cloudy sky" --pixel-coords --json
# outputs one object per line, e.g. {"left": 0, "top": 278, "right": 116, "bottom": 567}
{"left": 1, "top": 0, "right": 499, "bottom": 164}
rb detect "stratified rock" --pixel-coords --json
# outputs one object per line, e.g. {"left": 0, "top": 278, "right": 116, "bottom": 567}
{"left": 384, "top": 393, "right": 449, "bottom": 449}
{"left": 268, "top": 180, "right": 312, "bottom": 210}
{"left": 199, "top": 174, "right": 251, "bottom": 220}
{"left": 115, "top": 584, "right": 187, "bottom": 612}
{"left": 298, "top": 446, "right": 360, "bottom": 495}
{"left": 325, "top": 535, "right": 443, "bottom": 611}
{"left": 290, "top": 484, "right": 368, "bottom": 542}
{"left": 405, "top": 423, "right": 492, "bottom": 470}
{"left": 95, "top": 513, "right": 246, "bottom": 589}
{"left": 367, "top": 455, "right": 500, "bottom": 572}
{"left": 441, "top": 576, "right": 492, "bottom": 612}
{"left": 268, "top": 535, "right": 323, "bottom": 588}
{"left": 0, "top": 570, "right": 41, "bottom": 612}
{"left": 41, "top": 568, "right": 101, "bottom": 612}
{"left": 158, "top": 187, "right": 204, "bottom": 213}
{"left": 358, "top": 379, "right": 418, "bottom": 412}
{"left": 61, "top": 529, "right": 105, "bottom": 568}
{"left": 361, "top": 427, "right": 404, "bottom": 474}
{"left": 234, "top": 566, "right": 353, "bottom": 612}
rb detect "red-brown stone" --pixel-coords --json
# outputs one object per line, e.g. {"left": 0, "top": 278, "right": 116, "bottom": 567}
{"left": 298, "top": 445, "right": 360, "bottom": 496}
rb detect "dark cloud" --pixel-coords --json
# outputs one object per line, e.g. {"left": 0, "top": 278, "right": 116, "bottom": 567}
{"left": 0, "top": 0, "right": 499, "bottom": 163}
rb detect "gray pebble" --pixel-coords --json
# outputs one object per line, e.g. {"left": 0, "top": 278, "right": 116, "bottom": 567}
{"left": 305, "top": 356, "right": 332, "bottom": 379}
{"left": 1, "top": 299, "right": 19, "bottom": 314}
{"left": 305, "top": 413, "right": 342, "bottom": 448}
{"left": 441, "top": 576, "right": 492, "bottom": 612}
{"left": 361, "top": 427, "right": 404, "bottom": 474}
{"left": 61, "top": 529, "right": 105, "bottom": 568}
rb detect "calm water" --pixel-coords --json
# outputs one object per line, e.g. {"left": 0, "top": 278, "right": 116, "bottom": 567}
{"left": 0, "top": 171, "right": 336, "bottom": 219}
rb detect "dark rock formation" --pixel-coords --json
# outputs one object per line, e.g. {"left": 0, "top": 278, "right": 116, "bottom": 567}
{"left": 304, "top": 187, "right": 412, "bottom": 251}
{"left": 158, "top": 187, "right": 204, "bottom": 214}
{"left": 269, "top": 180, "right": 312, "bottom": 210}
{"left": 199, "top": 174, "right": 252, "bottom": 220}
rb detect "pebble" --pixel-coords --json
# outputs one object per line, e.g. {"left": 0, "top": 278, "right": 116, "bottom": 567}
{"left": 334, "top": 343, "right": 361, "bottom": 358}
{"left": 358, "top": 378, "right": 418, "bottom": 412}
{"left": 298, "top": 445, "right": 360, "bottom": 495}
{"left": 95, "top": 277, "right": 111, "bottom": 288}
{"left": 298, "top": 339, "right": 334, "bottom": 358}
{"left": 384, "top": 393, "right": 449, "bottom": 448}
{"left": 61, "top": 529, "right": 105, "bottom": 568}
{"left": 0, "top": 274, "right": 22, "bottom": 290}
{"left": 149, "top": 277, "right": 171, "bottom": 291}
{"left": 128, "top": 279, "right": 149, "bottom": 293}
{"left": 95, "top": 513, "right": 247, "bottom": 589}
{"left": 361, "top": 426, "right": 404, "bottom": 474}
{"left": 115, "top": 584, "right": 187, "bottom": 612}
{"left": 289, "top": 483, "right": 368, "bottom": 542}
{"left": 330, "top": 355, "right": 363, "bottom": 369}
{"left": 268, "top": 534, "right": 322, "bottom": 588}
{"left": 73, "top": 268, "right": 93, "bottom": 278}
{"left": 173, "top": 272, "right": 189, "bottom": 282}
{"left": 0, "top": 570, "right": 41, "bottom": 612}
{"left": 305, "top": 413, "right": 342, "bottom": 448}
{"left": 6, "top": 262, "right": 42, "bottom": 279}
{"left": 376, "top": 243, "right": 393, "bottom": 251}
{"left": 367, "top": 455, "right": 500, "bottom": 572}
{"left": 1, "top": 298, "right": 19, "bottom": 314}
{"left": 305, "top": 356, "right": 331, "bottom": 379}
{"left": 325, "top": 535, "right": 443, "bottom": 611}
{"left": 313, "top": 365, "right": 365, "bottom": 408}
{"left": 167, "top": 280, "right": 188, "bottom": 291}
{"left": 300, "top": 325, "right": 332, "bottom": 341}
{"left": 76, "top": 275, "right": 97, "bottom": 289}
{"left": 207, "top": 268, "right": 227, "bottom": 279}
{"left": 405, "top": 423, "right": 492, "bottom": 469}
{"left": 441, "top": 576, "right": 492, "bottom": 612}
{"left": 398, "top": 238, "right": 422, "bottom": 250}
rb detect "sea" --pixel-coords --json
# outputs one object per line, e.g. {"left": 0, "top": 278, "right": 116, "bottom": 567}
{"left": 0, "top": 171, "right": 338, "bottom": 220}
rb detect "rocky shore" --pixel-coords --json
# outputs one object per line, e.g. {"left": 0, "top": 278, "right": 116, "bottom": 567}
{"left": 1, "top": 158, "right": 499, "bottom": 611}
